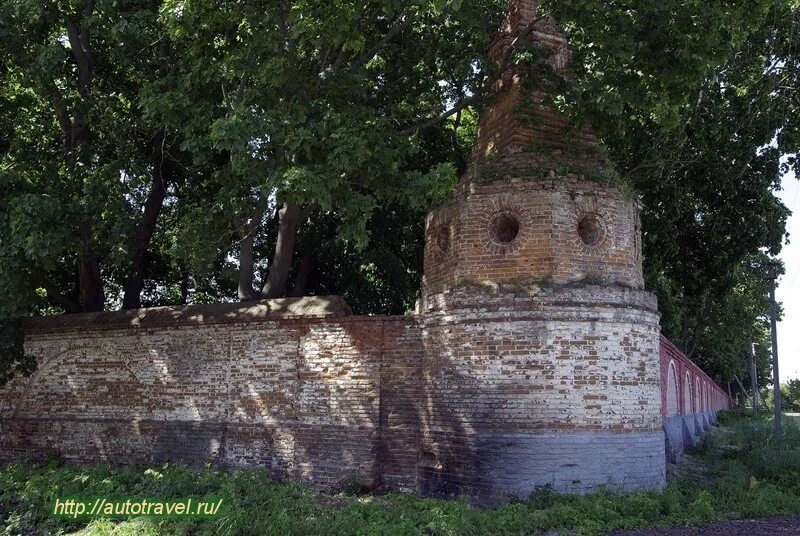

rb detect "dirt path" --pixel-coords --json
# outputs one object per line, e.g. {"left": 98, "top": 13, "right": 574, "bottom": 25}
{"left": 612, "top": 516, "right": 800, "bottom": 535}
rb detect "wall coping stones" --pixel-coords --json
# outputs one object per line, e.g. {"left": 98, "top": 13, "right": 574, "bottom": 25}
{"left": 24, "top": 296, "right": 354, "bottom": 334}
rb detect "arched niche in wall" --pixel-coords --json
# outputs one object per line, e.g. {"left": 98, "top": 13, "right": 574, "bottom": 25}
{"left": 7, "top": 345, "right": 152, "bottom": 421}
{"left": 666, "top": 361, "right": 679, "bottom": 417}
{"left": 695, "top": 378, "right": 702, "bottom": 414}
{"left": 683, "top": 371, "right": 693, "bottom": 415}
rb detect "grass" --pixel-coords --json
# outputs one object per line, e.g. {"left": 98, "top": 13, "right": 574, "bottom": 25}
{"left": 2, "top": 412, "right": 800, "bottom": 535}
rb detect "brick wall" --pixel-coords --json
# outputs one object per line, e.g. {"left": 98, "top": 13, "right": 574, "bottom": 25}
{"left": 423, "top": 177, "right": 645, "bottom": 298}
{"left": 0, "top": 295, "right": 730, "bottom": 501}
{"left": 659, "top": 336, "right": 731, "bottom": 417}
{"left": 417, "top": 283, "right": 666, "bottom": 502}
{"left": 0, "top": 299, "right": 423, "bottom": 492}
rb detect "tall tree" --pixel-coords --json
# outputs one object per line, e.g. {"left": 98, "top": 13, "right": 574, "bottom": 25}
{"left": 148, "top": 0, "right": 506, "bottom": 300}
{"left": 0, "top": 1, "right": 190, "bottom": 314}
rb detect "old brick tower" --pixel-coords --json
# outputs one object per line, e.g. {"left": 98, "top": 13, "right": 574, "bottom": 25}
{"left": 418, "top": 0, "right": 665, "bottom": 501}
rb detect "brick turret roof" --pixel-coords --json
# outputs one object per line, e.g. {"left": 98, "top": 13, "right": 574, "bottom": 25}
{"left": 461, "top": 0, "right": 614, "bottom": 189}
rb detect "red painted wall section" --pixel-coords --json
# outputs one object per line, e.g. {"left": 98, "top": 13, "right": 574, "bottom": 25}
{"left": 660, "top": 335, "right": 732, "bottom": 418}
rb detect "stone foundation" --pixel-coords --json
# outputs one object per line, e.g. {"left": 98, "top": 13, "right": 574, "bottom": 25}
{"left": 663, "top": 412, "right": 719, "bottom": 463}
{"left": 419, "top": 431, "right": 666, "bottom": 503}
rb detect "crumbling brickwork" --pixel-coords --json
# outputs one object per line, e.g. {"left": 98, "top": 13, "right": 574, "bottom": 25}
{"left": 423, "top": 177, "right": 645, "bottom": 295}
{"left": 0, "top": 295, "right": 729, "bottom": 501}
{"left": 419, "top": 0, "right": 674, "bottom": 500}
{"left": 417, "top": 285, "right": 665, "bottom": 502}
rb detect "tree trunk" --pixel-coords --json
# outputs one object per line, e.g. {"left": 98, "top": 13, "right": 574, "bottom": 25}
{"left": 61, "top": 2, "right": 103, "bottom": 313}
{"left": 78, "top": 219, "right": 104, "bottom": 312}
{"left": 748, "top": 334, "right": 760, "bottom": 414}
{"left": 122, "top": 134, "right": 171, "bottom": 310}
{"left": 77, "top": 258, "right": 104, "bottom": 311}
{"left": 235, "top": 206, "right": 266, "bottom": 301}
{"left": 261, "top": 202, "right": 305, "bottom": 299}
{"left": 733, "top": 373, "right": 748, "bottom": 411}
{"left": 42, "top": 277, "right": 82, "bottom": 314}
{"left": 291, "top": 253, "right": 315, "bottom": 297}
{"left": 237, "top": 223, "right": 258, "bottom": 301}
{"left": 768, "top": 276, "right": 782, "bottom": 433}
{"left": 179, "top": 271, "right": 190, "bottom": 305}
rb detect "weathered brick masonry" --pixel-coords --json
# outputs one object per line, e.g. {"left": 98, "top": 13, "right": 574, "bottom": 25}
{"left": 660, "top": 337, "right": 731, "bottom": 462}
{"left": 0, "top": 299, "right": 424, "bottom": 492}
{"left": 0, "top": 0, "right": 731, "bottom": 504}
{"left": 416, "top": 0, "right": 667, "bottom": 501}
{"left": 0, "top": 296, "right": 728, "bottom": 500}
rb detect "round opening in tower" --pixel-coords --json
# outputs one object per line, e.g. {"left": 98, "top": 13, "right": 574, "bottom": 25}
{"left": 489, "top": 212, "right": 520, "bottom": 245}
{"left": 577, "top": 213, "right": 605, "bottom": 246}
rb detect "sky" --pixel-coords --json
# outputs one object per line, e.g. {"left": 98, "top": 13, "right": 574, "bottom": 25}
{"left": 777, "top": 168, "right": 799, "bottom": 382}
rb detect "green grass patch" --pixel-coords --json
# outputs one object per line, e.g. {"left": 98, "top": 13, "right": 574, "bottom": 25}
{"left": 2, "top": 412, "right": 800, "bottom": 535}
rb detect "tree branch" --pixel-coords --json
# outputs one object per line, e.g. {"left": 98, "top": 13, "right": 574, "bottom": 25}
{"left": 122, "top": 131, "right": 172, "bottom": 309}
{"left": 349, "top": 12, "right": 415, "bottom": 72}
{"left": 396, "top": 12, "right": 553, "bottom": 138}
{"left": 64, "top": 15, "right": 92, "bottom": 97}
{"left": 41, "top": 279, "right": 81, "bottom": 314}
{"left": 400, "top": 93, "right": 482, "bottom": 136}
{"left": 501, "top": 15, "right": 547, "bottom": 66}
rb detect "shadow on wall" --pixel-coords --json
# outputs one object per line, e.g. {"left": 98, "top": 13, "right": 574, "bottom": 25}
{"left": 415, "top": 288, "right": 667, "bottom": 505}
{"left": 0, "top": 306, "right": 415, "bottom": 493}
{"left": 0, "top": 303, "right": 726, "bottom": 501}
{"left": 0, "top": 345, "right": 157, "bottom": 465}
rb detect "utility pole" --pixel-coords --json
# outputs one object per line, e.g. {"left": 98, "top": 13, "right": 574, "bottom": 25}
{"left": 748, "top": 335, "right": 759, "bottom": 415}
{"left": 765, "top": 261, "right": 782, "bottom": 434}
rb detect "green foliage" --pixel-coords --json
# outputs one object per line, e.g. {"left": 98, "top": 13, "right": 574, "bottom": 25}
{"left": 341, "top": 474, "right": 365, "bottom": 496}
{"left": 0, "top": 0, "right": 507, "bottom": 381}
{"left": 4, "top": 414, "right": 800, "bottom": 535}
{"left": 0, "top": 0, "right": 507, "bottom": 306}
{"left": 779, "top": 380, "right": 800, "bottom": 413}
{"left": 149, "top": 0, "right": 505, "bottom": 287}
{"left": 545, "top": 0, "right": 781, "bottom": 135}
{"left": 691, "top": 412, "right": 800, "bottom": 518}
{"left": 763, "top": 379, "right": 800, "bottom": 415}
